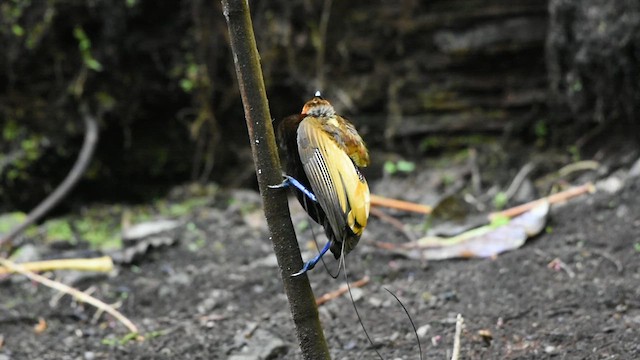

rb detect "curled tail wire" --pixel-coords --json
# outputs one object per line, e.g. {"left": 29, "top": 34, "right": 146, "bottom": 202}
{"left": 384, "top": 288, "right": 424, "bottom": 360}
{"left": 300, "top": 187, "right": 422, "bottom": 359}
{"left": 341, "top": 241, "right": 424, "bottom": 360}
{"left": 340, "top": 239, "right": 384, "bottom": 360}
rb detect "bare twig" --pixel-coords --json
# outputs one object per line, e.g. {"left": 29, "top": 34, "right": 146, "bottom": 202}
{"left": 0, "top": 258, "right": 139, "bottom": 336}
{"left": 370, "top": 194, "right": 433, "bottom": 215}
{"left": 535, "top": 160, "right": 600, "bottom": 188}
{"left": 593, "top": 251, "right": 623, "bottom": 273}
{"left": 557, "top": 160, "right": 600, "bottom": 178}
{"left": 467, "top": 148, "right": 483, "bottom": 195}
{"left": 547, "top": 257, "right": 575, "bottom": 278}
{"left": 1, "top": 110, "right": 99, "bottom": 247}
{"left": 451, "top": 314, "right": 464, "bottom": 360}
{"left": 503, "top": 162, "right": 536, "bottom": 202}
{"left": 0, "top": 256, "right": 113, "bottom": 275}
{"left": 315, "top": 276, "right": 370, "bottom": 306}
{"left": 490, "top": 182, "right": 595, "bottom": 220}
{"left": 369, "top": 207, "right": 415, "bottom": 242}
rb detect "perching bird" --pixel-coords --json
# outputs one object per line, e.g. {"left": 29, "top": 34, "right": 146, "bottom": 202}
{"left": 271, "top": 91, "right": 370, "bottom": 276}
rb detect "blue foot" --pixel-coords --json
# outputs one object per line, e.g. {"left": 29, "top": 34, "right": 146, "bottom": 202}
{"left": 269, "top": 175, "right": 317, "bottom": 203}
{"left": 291, "top": 240, "right": 333, "bottom": 277}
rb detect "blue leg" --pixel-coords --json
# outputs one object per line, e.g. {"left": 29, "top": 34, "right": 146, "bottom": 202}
{"left": 291, "top": 240, "right": 332, "bottom": 277}
{"left": 269, "top": 175, "right": 317, "bottom": 203}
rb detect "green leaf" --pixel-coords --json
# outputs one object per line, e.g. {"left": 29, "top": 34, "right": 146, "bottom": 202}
{"left": 493, "top": 192, "right": 508, "bottom": 210}
{"left": 534, "top": 120, "right": 547, "bottom": 138}
{"left": 180, "top": 79, "right": 194, "bottom": 93}
{"left": 489, "top": 214, "right": 510, "bottom": 228}
{"left": 383, "top": 161, "right": 397, "bottom": 175}
{"left": 86, "top": 58, "right": 103, "bottom": 72}
{"left": 11, "top": 24, "right": 24, "bottom": 37}
{"left": 3, "top": 120, "right": 19, "bottom": 140}
{"left": 396, "top": 160, "right": 416, "bottom": 173}
{"left": 73, "top": 27, "right": 91, "bottom": 50}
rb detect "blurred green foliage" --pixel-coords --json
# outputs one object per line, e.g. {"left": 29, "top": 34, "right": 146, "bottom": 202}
{"left": 73, "top": 26, "right": 103, "bottom": 72}
{"left": 383, "top": 159, "right": 416, "bottom": 175}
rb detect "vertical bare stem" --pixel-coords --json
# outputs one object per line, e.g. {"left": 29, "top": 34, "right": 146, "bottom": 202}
{"left": 220, "top": 1, "right": 331, "bottom": 359}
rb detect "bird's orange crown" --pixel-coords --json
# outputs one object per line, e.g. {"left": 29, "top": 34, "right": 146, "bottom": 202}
{"left": 301, "top": 91, "right": 335, "bottom": 117}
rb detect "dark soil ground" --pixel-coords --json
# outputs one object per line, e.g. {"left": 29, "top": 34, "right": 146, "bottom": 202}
{"left": 1, "top": 153, "right": 640, "bottom": 359}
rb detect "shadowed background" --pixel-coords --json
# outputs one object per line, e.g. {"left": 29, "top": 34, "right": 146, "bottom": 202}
{"left": 1, "top": 0, "right": 638, "bottom": 211}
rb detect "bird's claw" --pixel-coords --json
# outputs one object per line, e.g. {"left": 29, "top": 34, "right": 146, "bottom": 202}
{"left": 269, "top": 175, "right": 317, "bottom": 203}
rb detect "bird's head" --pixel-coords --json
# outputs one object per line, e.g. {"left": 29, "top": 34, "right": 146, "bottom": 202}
{"left": 301, "top": 91, "right": 335, "bottom": 117}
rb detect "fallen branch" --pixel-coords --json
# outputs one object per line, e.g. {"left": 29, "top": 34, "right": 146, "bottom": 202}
{"left": 0, "top": 258, "right": 139, "bottom": 336}
{"left": 370, "top": 182, "right": 594, "bottom": 221}
{"left": 489, "top": 182, "right": 595, "bottom": 220}
{"left": 0, "top": 256, "right": 113, "bottom": 275}
{"left": 315, "top": 275, "right": 370, "bottom": 306}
